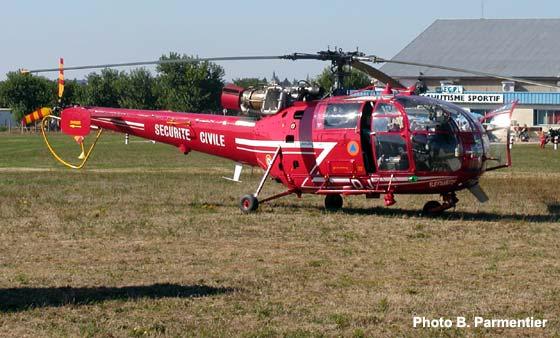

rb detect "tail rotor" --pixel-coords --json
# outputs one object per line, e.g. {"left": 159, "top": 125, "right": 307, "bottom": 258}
{"left": 21, "top": 58, "right": 65, "bottom": 126}
{"left": 21, "top": 59, "right": 102, "bottom": 168}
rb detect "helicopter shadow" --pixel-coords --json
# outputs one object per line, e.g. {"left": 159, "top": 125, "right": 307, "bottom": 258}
{"left": 0, "top": 283, "right": 236, "bottom": 313}
{"left": 340, "top": 206, "right": 560, "bottom": 223}
{"left": 291, "top": 204, "right": 560, "bottom": 223}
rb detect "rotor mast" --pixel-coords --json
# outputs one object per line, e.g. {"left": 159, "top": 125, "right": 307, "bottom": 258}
{"left": 281, "top": 49, "right": 365, "bottom": 95}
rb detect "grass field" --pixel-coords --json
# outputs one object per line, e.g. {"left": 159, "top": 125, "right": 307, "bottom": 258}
{"left": 1, "top": 132, "right": 559, "bottom": 337}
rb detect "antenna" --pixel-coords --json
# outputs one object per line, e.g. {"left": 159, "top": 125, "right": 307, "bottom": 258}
{"left": 481, "top": 0, "right": 485, "bottom": 18}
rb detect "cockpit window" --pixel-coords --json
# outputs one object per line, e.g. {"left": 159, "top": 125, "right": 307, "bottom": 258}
{"left": 397, "top": 96, "right": 476, "bottom": 132}
{"left": 440, "top": 102, "right": 474, "bottom": 132}
{"left": 373, "top": 116, "right": 404, "bottom": 132}
{"left": 371, "top": 101, "right": 409, "bottom": 171}
{"left": 374, "top": 103, "right": 399, "bottom": 115}
{"left": 396, "top": 97, "right": 462, "bottom": 172}
{"left": 323, "top": 103, "right": 361, "bottom": 129}
{"left": 410, "top": 129, "right": 462, "bottom": 172}
{"left": 406, "top": 107, "right": 444, "bottom": 132}
{"left": 375, "top": 134, "right": 409, "bottom": 171}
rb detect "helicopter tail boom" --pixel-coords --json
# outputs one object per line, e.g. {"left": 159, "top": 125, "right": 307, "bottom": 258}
{"left": 52, "top": 106, "right": 260, "bottom": 168}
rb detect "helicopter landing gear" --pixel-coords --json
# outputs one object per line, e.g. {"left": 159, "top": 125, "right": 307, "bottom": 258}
{"left": 384, "top": 192, "right": 396, "bottom": 206}
{"left": 240, "top": 194, "right": 259, "bottom": 213}
{"left": 239, "top": 146, "right": 298, "bottom": 213}
{"left": 422, "top": 200, "right": 442, "bottom": 216}
{"left": 324, "top": 194, "right": 343, "bottom": 211}
{"left": 239, "top": 189, "right": 297, "bottom": 213}
{"left": 422, "top": 192, "right": 459, "bottom": 216}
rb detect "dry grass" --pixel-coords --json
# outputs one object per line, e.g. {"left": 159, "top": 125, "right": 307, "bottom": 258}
{"left": 0, "top": 132, "right": 559, "bottom": 337}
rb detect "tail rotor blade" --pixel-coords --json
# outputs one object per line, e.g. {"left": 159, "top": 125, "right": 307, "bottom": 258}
{"left": 58, "top": 58, "right": 64, "bottom": 102}
{"left": 21, "top": 107, "right": 52, "bottom": 126}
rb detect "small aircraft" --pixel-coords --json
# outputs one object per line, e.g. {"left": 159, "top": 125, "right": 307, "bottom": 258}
{"left": 21, "top": 50, "right": 554, "bottom": 215}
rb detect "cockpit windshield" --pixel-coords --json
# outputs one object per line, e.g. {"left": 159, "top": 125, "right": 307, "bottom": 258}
{"left": 397, "top": 96, "right": 477, "bottom": 132}
{"left": 396, "top": 96, "right": 464, "bottom": 172}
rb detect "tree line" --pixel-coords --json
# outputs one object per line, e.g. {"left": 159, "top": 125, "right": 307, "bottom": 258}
{"left": 0, "top": 52, "right": 372, "bottom": 121}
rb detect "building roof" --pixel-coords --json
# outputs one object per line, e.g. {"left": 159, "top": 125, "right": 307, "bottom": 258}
{"left": 380, "top": 19, "right": 560, "bottom": 79}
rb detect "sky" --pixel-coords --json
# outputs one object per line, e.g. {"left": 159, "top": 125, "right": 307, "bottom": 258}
{"left": 1, "top": 0, "right": 559, "bottom": 82}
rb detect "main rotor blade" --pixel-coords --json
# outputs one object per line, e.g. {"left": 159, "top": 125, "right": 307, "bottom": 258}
{"left": 366, "top": 56, "right": 560, "bottom": 90}
{"left": 350, "top": 60, "right": 404, "bottom": 88}
{"left": 24, "top": 55, "right": 287, "bottom": 74}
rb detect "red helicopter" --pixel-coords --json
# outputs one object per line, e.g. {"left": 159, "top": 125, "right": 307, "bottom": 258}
{"left": 22, "top": 50, "right": 544, "bottom": 215}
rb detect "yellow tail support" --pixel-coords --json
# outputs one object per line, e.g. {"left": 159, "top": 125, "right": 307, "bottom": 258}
{"left": 40, "top": 115, "right": 103, "bottom": 169}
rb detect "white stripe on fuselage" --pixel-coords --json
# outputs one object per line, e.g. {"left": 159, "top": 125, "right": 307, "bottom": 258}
{"left": 234, "top": 120, "right": 256, "bottom": 127}
{"left": 92, "top": 117, "right": 145, "bottom": 130}
{"left": 235, "top": 146, "right": 316, "bottom": 155}
{"left": 234, "top": 138, "right": 337, "bottom": 182}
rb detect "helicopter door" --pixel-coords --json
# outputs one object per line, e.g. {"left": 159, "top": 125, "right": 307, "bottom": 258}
{"left": 360, "top": 102, "right": 375, "bottom": 173}
{"left": 481, "top": 101, "right": 517, "bottom": 171}
{"left": 371, "top": 102, "right": 410, "bottom": 172}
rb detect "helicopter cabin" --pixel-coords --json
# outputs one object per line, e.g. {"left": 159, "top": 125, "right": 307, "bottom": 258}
{"left": 311, "top": 95, "right": 487, "bottom": 179}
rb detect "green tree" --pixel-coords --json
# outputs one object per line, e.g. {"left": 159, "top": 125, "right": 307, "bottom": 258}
{"left": 314, "top": 66, "right": 372, "bottom": 92}
{"left": 118, "top": 68, "right": 158, "bottom": 109}
{"left": 0, "top": 82, "right": 6, "bottom": 107}
{"left": 0, "top": 72, "right": 55, "bottom": 120}
{"left": 81, "top": 68, "right": 123, "bottom": 107}
{"left": 233, "top": 77, "right": 268, "bottom": 88}
{"left": 156, "top": 52, "right": 225, "bottom": 112}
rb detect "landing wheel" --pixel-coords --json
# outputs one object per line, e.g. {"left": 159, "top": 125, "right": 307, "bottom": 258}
{"left": 324, "top": 194, "right": 343, "bottom": 211}
{"left": 422, "top": 200, "right": 443, "bottom": 216}
{"left": 240, "top": 194, "right": 259, "bottom": 213}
